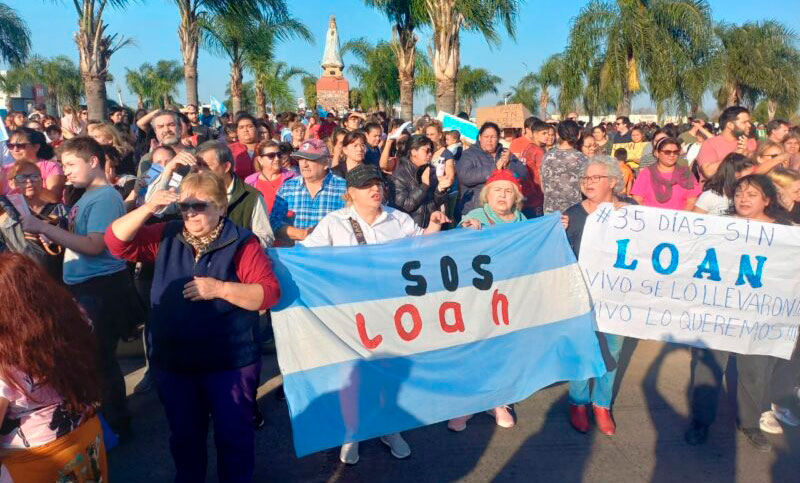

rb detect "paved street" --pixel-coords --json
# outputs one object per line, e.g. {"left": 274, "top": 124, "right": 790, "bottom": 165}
{"left": 111, "top": 339, "right": 797, "bottom": 482}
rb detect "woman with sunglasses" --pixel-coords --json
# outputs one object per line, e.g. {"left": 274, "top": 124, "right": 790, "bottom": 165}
{"left": 244, "top": 140, "right": 296, "bottom": 216}
{"left": 631, "top": 137, "right": 700, "bottom": 210}
{"left": 4, "top": 161, "right": 68, "bottom": 280}
{"left": 105, "top": 171, "right": 281, "bottom": 482}
{"left": 7, "top": 128, "right": 65, "bottom": 202}
{"left": 755, "top": 140, "right": 789, "bottom": 174}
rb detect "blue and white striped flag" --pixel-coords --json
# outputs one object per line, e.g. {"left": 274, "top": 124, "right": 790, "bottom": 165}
{"left": 269, "top": 213, "right": 607, "bottom": 456}
{"left": 209, "top": 95, "right": 226, "bottom": 115}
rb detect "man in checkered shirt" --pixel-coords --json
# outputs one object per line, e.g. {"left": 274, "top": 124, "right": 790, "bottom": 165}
{"left": 271, "top": 139, "right": 347, "bottom": 243}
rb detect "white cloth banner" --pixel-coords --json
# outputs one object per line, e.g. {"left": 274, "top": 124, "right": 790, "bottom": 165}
{"left": 579, "top": 203, "right": 800, "bottom": 359}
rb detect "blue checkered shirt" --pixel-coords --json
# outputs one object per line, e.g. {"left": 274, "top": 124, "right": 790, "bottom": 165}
{"left": 271, "top": 172, "right": 347, "bottom": 229}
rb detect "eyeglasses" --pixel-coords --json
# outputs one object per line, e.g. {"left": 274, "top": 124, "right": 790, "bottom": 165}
{"left": 580, "top": 175, "right": 609, "bottom": 183}
{"left": 7, "top": 142, "right": 30, "bottom": 150}
{"left": 177, "top": 201, "right": 211, "bottom": 213}
{"left": 13, "top": 173, "right": 42, "bottom": 183}
{"left": 259, "top": 152, "right": 280, "bottom": 159}
{"left": 659, "top": 149, "right": 681, "bottom": 156}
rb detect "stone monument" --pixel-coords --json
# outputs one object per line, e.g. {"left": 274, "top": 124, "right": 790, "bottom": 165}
{"left": 316, "top": 15, "right": 349, "bottom": 113}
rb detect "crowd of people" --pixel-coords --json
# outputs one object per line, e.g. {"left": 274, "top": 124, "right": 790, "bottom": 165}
{"left": 0, "top": 100, "right": 799, "bottom": 481}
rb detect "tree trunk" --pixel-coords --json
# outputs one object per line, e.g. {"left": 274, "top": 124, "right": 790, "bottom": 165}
{"left": 184, "top": 61, "right": 198, "bottom": 107}
{"left": 539, "top": 90, "right": 549, "bottom": 119}
{"left": 429, "top": 0, "right": 460, "bottom": 114}
{"left": 725, "top": 81, "right": 740, "bottom": 107}
{"left": 178, "top": 2, "right": 199, "bottom": 106}
{"left": 392, "top": 24, "right": 416, "bottom": 121}
{"left": 255, "top": 82, "right": 266, "bottom": 119}
{"left": 230, "top": 62, "right": 243, "bottom": 114}
{"left": 137, "top": 96, "right": 143, "bottom": 110}
{"left": 616, "top": 91, "right": 631, "bottom": 116}
{"left": 84, "top": 75, "right": 107, "bottom": 121}
{"left": 767, "top": 99, "right": 778, "bottom": 121}
{"left": 399, "top": 75, "right": 414, "bottom": 121}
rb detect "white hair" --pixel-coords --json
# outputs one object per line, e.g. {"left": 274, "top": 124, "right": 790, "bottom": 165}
{"left": 581, "top": 155, "right": 624, "bottom": 194}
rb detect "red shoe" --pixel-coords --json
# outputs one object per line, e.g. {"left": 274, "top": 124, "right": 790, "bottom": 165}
{"left": 569, "top": 404, "right": 590, "bottom": 433}
{"left": 593, "top": 405, "right": 616, "bottom": 435}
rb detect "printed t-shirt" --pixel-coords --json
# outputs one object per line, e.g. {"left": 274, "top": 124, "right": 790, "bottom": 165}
{"left": 0, "top": 369, "right": 87, "bottom": 449}
{"left": 63, "top": 185, "right": 126, "bottom": 285}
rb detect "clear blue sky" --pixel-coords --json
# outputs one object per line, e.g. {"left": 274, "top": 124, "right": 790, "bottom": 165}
{"left": 7, "top": 0, "right": 800, "bottom": 114}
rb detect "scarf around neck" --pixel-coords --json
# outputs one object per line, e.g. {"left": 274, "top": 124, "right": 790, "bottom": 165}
{"left": 183, "top": 220, "right": 224, "bottom": 261}
{"left": 648, "top": 163, "right": 694, "bottom": 203}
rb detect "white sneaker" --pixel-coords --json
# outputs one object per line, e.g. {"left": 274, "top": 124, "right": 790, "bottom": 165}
{"left": 339, "top": 442, "right": 359, "bottom": 465}
{"left": 759, "top": 411, "right": 783, "bottom": 435}
{"left": 380, "top": 432, "right": 411, "bottom": 459}
{"left": 771, "top": 403, "right": 800, "bottom": 427}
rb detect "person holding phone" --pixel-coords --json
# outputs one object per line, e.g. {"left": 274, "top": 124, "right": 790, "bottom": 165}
{"left": 388, "top": 135, "right": 452, "bottom": 228}
{"left": 696, "top": 106, "right": 757, "bottom": 180}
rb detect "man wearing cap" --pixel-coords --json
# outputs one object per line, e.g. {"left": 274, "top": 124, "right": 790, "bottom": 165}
{"left": 301, "top": 163, "right": 447, "bottom": 465}
{"left": 271, "top": 139, "right": 347, "bottom": 243}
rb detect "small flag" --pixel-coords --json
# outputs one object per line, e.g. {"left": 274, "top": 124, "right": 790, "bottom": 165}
{"left": 209, "top": 96, "right": 226, "bottom": 115}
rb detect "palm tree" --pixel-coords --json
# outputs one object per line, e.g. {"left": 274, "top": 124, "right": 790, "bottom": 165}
{"left": 4, "top": 55, "right": 83, "bottom": 112}
{"left": 342, "top": 38, "right": 402, "bottom": 112}
{"left": 564, "top": 0, "right": 713, "bottom": 116}
{"left": 365, "top": 0, "right": 426, "bottom": 120}
{"left": 507, "top": 75, "right": 539, "bottom": 114}
{"left": 422, "top": 0, "right": 521, "bottom": 114}
{"left": 0, "top": 3, "right": 31, "bottom": 65}
{"left": 535, "top": 54, "right": 563, "bottom": 119}
{"left": 226, "top": 81, "right": 255, "bottom": 113}
{"left": 125, "top": 61, "right": 184, "bottom": 109}
{"left": 456, "top": 65, "right": 501, "bottom": 116}
{"left": 125, "top": 67, "right": 154, "bottom": 109}
{"left": 301, "top": 75, "right": 318, "bottom": 111}
{"left": 65, "top": 0, "right": 134, "bottom": 120}
{"left": 150, "top": 60, "right": 185, "bottom": 108}
{"left": 714, "top": 21, "right": 800, "bottom": 118}
{"left": 201, "top": 7, "right": 311, "bottom": 114}
{"left": 257, "top": 62, "right": 309, "bottom": 116}
{"left": 170, "top": 1, "right": 282, "bottom": 106}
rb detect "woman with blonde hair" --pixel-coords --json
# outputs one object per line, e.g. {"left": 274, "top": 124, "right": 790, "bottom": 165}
{"left": 449, "top": 169, "right": 527, "bottom": 432}
{"left": 87, "top": 122, "right": 136, "bottom": 175}
{"left": 766, "top": 166, "right": 800, "bottom": 223}
{"left": 105, "top": 170, "right": 281, "bottom": 482}
{"left": 754, "top": 139, "right": 789, "bottom": 174}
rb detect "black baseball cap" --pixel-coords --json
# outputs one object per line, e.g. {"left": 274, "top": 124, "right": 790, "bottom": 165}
{"left": 346, "top": 164, "right": 382, "bottom": 188}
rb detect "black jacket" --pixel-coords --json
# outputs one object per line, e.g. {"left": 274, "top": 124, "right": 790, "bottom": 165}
{"left": 389, "top": 157, "right": 448, "bottom": 228}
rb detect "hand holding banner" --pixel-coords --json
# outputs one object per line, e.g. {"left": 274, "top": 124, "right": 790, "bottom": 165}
{"left": 269, "top": 214, "right": 607, "bottom": 456}
{"left": 579, "top": 203, "right": 800, "bottom": 359}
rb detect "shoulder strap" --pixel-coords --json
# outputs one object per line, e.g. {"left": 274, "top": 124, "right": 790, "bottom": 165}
{"left": 348, "top": 217, "right": 368, "bottom": 245}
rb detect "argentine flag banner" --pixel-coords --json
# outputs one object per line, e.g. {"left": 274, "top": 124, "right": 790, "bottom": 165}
{"left": 269, "top": 214, "right": 607, "bottom": 457}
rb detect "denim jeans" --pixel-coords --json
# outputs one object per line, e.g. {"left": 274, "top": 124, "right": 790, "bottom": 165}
{"left": 568, "top": 333, "right": 624, "bottom": 408}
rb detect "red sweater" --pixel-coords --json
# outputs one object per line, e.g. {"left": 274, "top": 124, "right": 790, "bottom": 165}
{"left": 228, "top": 142, "right": 257, "bottom": 179}
{"left": 104, "top": 223, "right": 280, "bottom": 311}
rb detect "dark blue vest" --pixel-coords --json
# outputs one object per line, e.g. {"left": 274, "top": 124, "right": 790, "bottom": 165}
{"left": 148, "top": 219, "right": 260, "bottom": 372}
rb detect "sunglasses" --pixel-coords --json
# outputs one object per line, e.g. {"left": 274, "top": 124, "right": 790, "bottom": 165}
{"left": 659, "top": 149, "right": 681, "bottom": 156}
{"left": 177, "top": 201, "right": 211, "bottom": 213}
{"left": 259, "top": 152, "right": 280, "bottom": 159}
{"left": 7, "top": 142, "right": 30, "bottom": 150}
{"left": 13, "top": 173, "right": 42, "bottom": 183}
